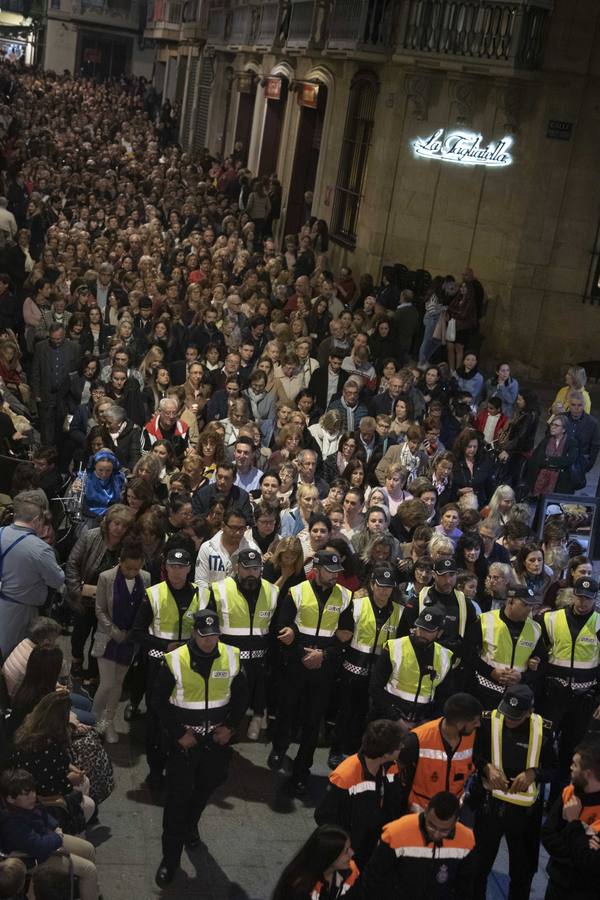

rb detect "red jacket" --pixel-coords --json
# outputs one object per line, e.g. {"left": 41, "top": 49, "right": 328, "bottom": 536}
{"left": 475, "top": 410, "right": 508, "bottom": 443}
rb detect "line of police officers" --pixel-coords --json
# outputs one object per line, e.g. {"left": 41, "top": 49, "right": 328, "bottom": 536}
{"left": 128, "top": 535, "right": 600, "bottom": 896}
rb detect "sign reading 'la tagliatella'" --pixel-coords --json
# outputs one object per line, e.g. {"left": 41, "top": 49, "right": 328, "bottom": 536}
{"left": 412, "top": 128, "right": 514, "bottom": 168}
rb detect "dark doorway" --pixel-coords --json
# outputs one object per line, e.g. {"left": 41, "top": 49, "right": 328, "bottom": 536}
{"left": 284, "top": 83, "right": 328, "bottom": 236}
{"left": 258, "top": 78, "right": 289, "bottom": 178}
{"left": 77, "top": 32, "right": 131, "bottom": 80}
{"left": 234, "top": 80, "right": 257, "bottom": 165}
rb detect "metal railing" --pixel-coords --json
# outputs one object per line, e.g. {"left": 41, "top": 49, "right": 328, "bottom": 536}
{"left": 397, "top": 0, "right": 552, "bottom": 68}
{"left": 285, "top": 0, "right": 315, "bottom": 48}
{"left": 146, "top": 0, "right": 183, "bottom": 24}
{"left": 254, "top": 1, "right": 280, "bottom": 47}
{"left": 328, "top": 0, "right": 392, "bottom": 51}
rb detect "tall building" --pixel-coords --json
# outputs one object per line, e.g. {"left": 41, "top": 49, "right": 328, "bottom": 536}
{"left": 44, "top": 0, "right": 155, "bottom": 79}
{"left": 127, "top": 1, "right": 600, "bottom": 373}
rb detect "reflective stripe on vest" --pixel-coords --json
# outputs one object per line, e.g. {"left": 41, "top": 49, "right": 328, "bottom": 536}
{"left": 490, "top": 710, "right": 543, "bottom": 806}
{"left": 480, "top": 609, "right": 541, "bottom": 672}
{"left": 311, "top": 860, "right": 360, "bottom": 899}
{"left": 384, "top": 636, "right": 453, "bottom": 704}
{"left": 290, "top": 581, "right": 351, "bottom": 638}
{"left": 212, "top": 577, "right": 278, "bottom": 637}
{"left": 545, "top": 608, "right": 600, "bottom": 670}
{"left": 562, "top": 785, "right": 600, "bottom": 830}
{"left": 408, "top": 717, "right": 475, "bottom": 810}
{"left": 382, "top": 813, "right": 474, "bottom": 859}
{"left": 419, "top": 586, "right": 467, "bottom": 637}
{"left": 165, "top": 642, "right": 239, "bottom": 710}
{"left": 146, "top": 582, "right": 204, "bottom": 641}
{"left": 349, "top": 595, "right": 403, "bottom": 655}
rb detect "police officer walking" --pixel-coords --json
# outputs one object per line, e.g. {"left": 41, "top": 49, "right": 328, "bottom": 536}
{"left": 468, "top": 585, "right": 544, "bottom": 710}
{"left": 268, "top": 549, "right": 352, "bottom": 796}
{"left": 152, "top": 609, "right": 248, "bottom": 887}
{"left": 370, "top": 604, "right": 454, "bottom": 725}
{"left": 540, "top": 576, "right": 600, "bottom": 793}
{"left": 131, "top": 547, "right": 206, "bottom": 789}
{"left": 208, "top": 548, "right": 278, "bottom": 741}
{"left": 332, "top": 565, "right": 403, "bottom": 764}
{"left": 472, "top": 684, "right": 556, "bottom": 900}
{"left": 402, "top": 557, "right": 478, "bottom": 683}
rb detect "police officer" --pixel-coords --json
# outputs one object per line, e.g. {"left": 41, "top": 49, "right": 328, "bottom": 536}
{"left": 208, "top": 548, "right": 278, "bottom": 741}
{"left": 397, "top": 692, "right": 482, "bottom": 813}
{"left": 370, "top": 604, "right": 454, "bottom": 725}
{"left": 364, "top": 791, "right": 476, "bottom": 899}
{"left": 268, "top": 549, "right": 352, "bottom": 796}
{"left": 472, "top": 684, "right": 556, "bottom": 900}
{"left": 315, "top": 719, "right": 405, "bottom": 869}
{"left": 402, "top": 556, "right": 479, "bottom": 678}
{"left": 332, "top": 565, "right": 403, "bottom": 764}
{"left": 468, "top": 585, "right": 544, "bottom": 709}
{"left": 540, "top": 576, "right": 600, "bottom": 792}
{"left": 131, "top": 547, "right": 206, "bottom": 788}
{"left": 152, "top": 609, "right": 248, "bottom": 887}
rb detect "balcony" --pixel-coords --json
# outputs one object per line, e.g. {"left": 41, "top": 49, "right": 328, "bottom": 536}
{"left": 206, "top": 3, "right": 227, "bottom": 44}
{"left": 254, "top": 1, "right": 281, "bottom": 50}
{"left": 395, "top": 0, "right": 554, "bottom": 71}
{"left": 71, "top": 0, "right": 141, "bottom": 27}
{"left": 327, "top": 0, "right": 392, "bottom": 54}
{"left": 227, "top": 3, "right": 259, "bottom": 47}
{"left": 284, "top": 0, "right": 322, "bottom": 50}
{"left": 144, "top": 0, "right": 183, "bottom": 37}
{"left": 179, "top": 0, "right": 208, "bottom": 40}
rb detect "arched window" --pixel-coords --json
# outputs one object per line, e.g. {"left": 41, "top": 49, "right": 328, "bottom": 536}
{"left": 330, "top": 71, "right": 379, "bottom": 248}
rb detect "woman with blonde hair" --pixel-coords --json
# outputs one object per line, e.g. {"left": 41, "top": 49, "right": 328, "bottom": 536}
{"left": 482, "top": 484, "right": 515, "bottom": 528}
{"left": 280, "top": 483, "right": 321, "bottom": 537}
{"left": 427, "top": 532, "right": 455, "bottom": 561}
{"left": 552, "top": 365, "right": 591, "bottom": 414}
{"left": 263, "top": 535, "right": 305, "bottom": 593}
{"left": 270, "top": 423, "right": 303, "bottom": 471}
{"left": 138, "top": 345, "right": 165, "bottom": 382}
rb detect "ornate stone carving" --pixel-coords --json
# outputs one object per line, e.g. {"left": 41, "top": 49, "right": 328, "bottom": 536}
{"left": 449, "top": 79, "right": 476, "bottom": 125}
{"left": 496, "top": 83, "right": 522, "bottom": 133}
{"left": 404, "top": 74, "right": 430, "bottom": 121}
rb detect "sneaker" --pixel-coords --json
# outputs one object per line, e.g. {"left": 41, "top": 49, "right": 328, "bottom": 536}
{"left": 104, "top": 723, "right": 119, "bottom": 744}
{"left": 247, "top": 715, "right": 262, "bottom": 741}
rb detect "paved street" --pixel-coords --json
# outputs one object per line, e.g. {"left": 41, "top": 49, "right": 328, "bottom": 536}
{"left": 86, "top": 381, "right": 600, "bottom": 899}
{"left": 88, "top": 711, "right": 550, "bottom": 900}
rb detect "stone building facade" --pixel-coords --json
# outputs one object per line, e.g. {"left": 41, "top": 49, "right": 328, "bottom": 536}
{"left": 146, "top": 0, "right": 600, "bottom": 378}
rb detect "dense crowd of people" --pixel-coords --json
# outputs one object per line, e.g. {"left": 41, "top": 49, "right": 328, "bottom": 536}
{"left": 0, "top": 61, "right": 599, "bottom": 899}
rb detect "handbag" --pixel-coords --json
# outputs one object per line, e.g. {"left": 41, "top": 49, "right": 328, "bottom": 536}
{"left": 446, "top": 317, "right": 457, "bottom": 342}
{"left": 71, "top": 729, "right": 114, "bottom": 805}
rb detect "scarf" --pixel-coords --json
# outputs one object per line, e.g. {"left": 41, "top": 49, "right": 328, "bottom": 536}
{"left": 341, "top": 397, "right": 356, "bottom": 431}
{"left": 104, "top": 568, "right": 146, "bottom": 665}
{"left": 246, "top": 387, "right": 264, "bottom": 422}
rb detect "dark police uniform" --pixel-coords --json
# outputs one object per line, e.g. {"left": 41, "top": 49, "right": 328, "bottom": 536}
{"left": 472, "top": 684, "right": 556, "bottom": 900}
{"left": 467, "top": 586, "right": 544, "bottom": 710}
{"left": 269, "top": 549, "right": 351, "bottom": 793}
{"left": 152, "top": 609, "right": 248, "bottom": 885}
{"left": 539, "top": 577, "right": 600, "bottom": 791}
{"left": 370, "top": 606, "right": 454, "bottom": 725}
{"left": 206, "top": 548, "right": 278, "bottom": 721}
{"left": 334, "top": 566, "right": 403, "bottom": 754}
{"left": 131, "top": 547, "right": 206, "bottom": 786}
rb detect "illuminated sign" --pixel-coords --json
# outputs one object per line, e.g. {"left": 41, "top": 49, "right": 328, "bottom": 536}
{"left": 264, "top": 78, "right": 281, "bottom": 100}
{"left": 412, "top": 128, "right": 513, "bottom": 168}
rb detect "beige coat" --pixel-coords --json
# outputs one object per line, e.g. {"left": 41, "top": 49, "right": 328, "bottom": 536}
{"left": 95, "top": 564, "right": 151, "bottom": 645}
